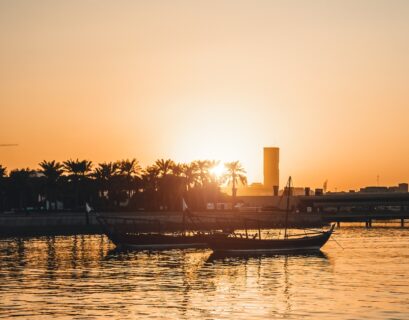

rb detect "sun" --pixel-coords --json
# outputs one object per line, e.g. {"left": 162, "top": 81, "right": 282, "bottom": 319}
{"left": 210, "top": 162, "right": 225, "bottom": 179}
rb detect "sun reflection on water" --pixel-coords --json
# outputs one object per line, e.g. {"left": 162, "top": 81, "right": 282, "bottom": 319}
{"left": 0, "top": 229, "right": 409, "bottom": 319}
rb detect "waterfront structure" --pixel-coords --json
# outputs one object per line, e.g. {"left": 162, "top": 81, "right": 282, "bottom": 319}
{"left": 236, "top": 183, "right": 273, "bottom": 196}
{"left": 359, "top": 183, "right": 409, "bottom": 193}
{"left": 399, "top": 183, "right": 409, "bottom": 192}
{"left": 263, "top": 147, "right": 279, "bottom": 192}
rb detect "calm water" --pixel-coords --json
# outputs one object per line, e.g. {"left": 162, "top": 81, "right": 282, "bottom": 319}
{"left": 1, "top": 227, "right": 409, "bottom": 319}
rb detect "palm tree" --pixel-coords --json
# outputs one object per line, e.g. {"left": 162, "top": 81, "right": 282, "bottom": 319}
{"left": 207, "top": 160, "right": 220, "bottom": 183}
{"left": 39, "top": 160, "right": 63, "bottom": 180}
{"left": 194, "top": 160, "right": 212, "bottom": 187}
{"left": 206, "top": 160, "right": 221, "bottom": 209}
{"left": 0, "top": 165, "right": 7, "bottom": 212}
{"left": 63, "top": 159, "right": 93, "bottom": 209}
{"left": 142, "top": 165, "right": 160, "bottom": 191}
{"left": 38, "top": 160, "right": 64, "bottom": 210}
{"left": 93, "top": 162, "right": 119, "bottom": 200}
{"left": 155, "top": 159, "right": 175, "bottom": 177}
{"left": 63, "top": 159, "right": 93, "bottom": 178}
{"left": 119, "top": 158, "right": 142, "bottom": 200}
{"left": 222, "top": 161, "right": 247, "bottom": 207}
{"left": 155, "top": 159, "right": 177, "bottom": 211}
{"left": 0, "top": 165, "right": 6, "bottom": 178}
{"left": 158, "top": 162, "right": 185, "bottom": 210}
{"left": 9, "top": 168, "right": 36, "bottom": 211}
{"left": 141, "top": 165, "right": 161, "bottom": 210}
{"left": 171, "top": 163, "right": 184, "bottom": 177}
{"left": 182, "top": 162, "right": 199, "bottom": 191}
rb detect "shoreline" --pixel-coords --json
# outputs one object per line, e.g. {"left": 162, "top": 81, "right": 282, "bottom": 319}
{"left": 0, "top": 211, "right": 324, "bottom": 237}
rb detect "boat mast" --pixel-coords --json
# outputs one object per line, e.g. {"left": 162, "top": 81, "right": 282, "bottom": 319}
{"left": 182, "top": 198, "right": 187, "bottom": 236}
{"left": 283, "top": 176, "right": 292, "bottom": 239}
{"left": 182, "top": 209, "right": 186, "bottom": 236}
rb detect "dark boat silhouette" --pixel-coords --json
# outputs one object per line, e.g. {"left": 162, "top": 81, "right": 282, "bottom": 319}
{"left": 206, "top": 224, "right": 334, "bottom": 253}
{"left": 205, "top": 177, "right": 335, "bottom": 254}
{"left": 102, "top": 230, "right": 208, "bottom": 250}
{"left": 94, "top": 201, "right": 208, "bottom": 250}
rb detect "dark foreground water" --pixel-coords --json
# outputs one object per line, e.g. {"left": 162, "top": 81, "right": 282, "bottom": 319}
{"left": 1, "top": 227, "right": 409, "bottom": 319}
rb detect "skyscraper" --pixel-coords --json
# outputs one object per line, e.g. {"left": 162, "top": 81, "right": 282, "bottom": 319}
{"left": 263, "top": 147, "right": 279, "bottom": 192}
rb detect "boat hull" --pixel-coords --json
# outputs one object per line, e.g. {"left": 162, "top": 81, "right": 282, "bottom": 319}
{"left": 206, "top": 225, "right": 334, "bottom": 253}
{"left": 96, "top": 214, "right": 208, "bottom": 250}
{"left": 108, "top": 233, "right": 208, "bottom": 250}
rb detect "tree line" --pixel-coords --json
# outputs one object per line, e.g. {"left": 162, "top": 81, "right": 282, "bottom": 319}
{"left": 0, "top": 159, "right": 247, "bottom": 213}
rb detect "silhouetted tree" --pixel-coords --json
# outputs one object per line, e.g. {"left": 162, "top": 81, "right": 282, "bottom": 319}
{"left": 0, "top": 165, "right": 6, "bottom": 178}
{"left": 63, "top": 159, "right": 93, "bottom": 209}
{"left": 155, "top": 159, "right": 175, "bottom": 177}
{"left": 153, "top": 159, "right": 176, "bottom": 210}
{"left": 8, "top": 168, "right": 39, "bottom": 211}
{"left": 222, "top": 161, "right": 247, "bottom": 207}
{"left": 119, "top": 158, "right": 141, "bottom": 201}
{"left": 63, "top": 159, "right": 93, "bottom": 178}
{"left": 194, "top": 160, "right": 211, "bottom": 187}
{"left": 182, "top": 162, "right": 199, "bottom": 191}
{"left": 207, "top": 160, "right": 221, "bottom": 208}
{"left": 0, "top": 165, "right": 7, "bottom": 212}
{"left": 39, "top": 160, "right": 64, "bottom": 210}
{"left": 0, "top": 158, "right": 232, "bottom": 212}
{"left": 141, "top": 165, "right": 161, "bottom": 210}
{"left": 93, "top": 162, "right": 119, "bottom": 206}
{"left": 207, "top": 160, "right": 220, "bottom": 183}
{"left": 171, "top": 163, "right": 184, "bottom": 177}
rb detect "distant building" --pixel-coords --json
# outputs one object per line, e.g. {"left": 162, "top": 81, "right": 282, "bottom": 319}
{"left": 293, "top": 187, "right": 309, "bottom": 196}
{"left": 237, "top": 183, "right": 272, "bottom": 196}
{"left": 235, "top": 146, "right": 316, "bottom": 198}
{"left": 360, "top": 186, "right": 389, "bottom": 193}
{"left": 263, "top": 147, "right": 279, "bottom": 191}
{"left": 399, "top": 183, "right": 409, "bottom": 192}
{"left": 237, "top": 147, "right": 280, "bottom": 196}
{"left": 359, "top": 183, "right": 408, "bottom": 193}
{"left": 238, "top": 183, "right": 313, "bottom": 197}
{"left": 315, "top": 188, "right": 324, "bottom": 196}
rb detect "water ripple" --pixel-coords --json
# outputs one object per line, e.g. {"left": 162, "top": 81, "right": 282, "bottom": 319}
{"left": 0, "top": 229, "right": 409, "bottom": 319}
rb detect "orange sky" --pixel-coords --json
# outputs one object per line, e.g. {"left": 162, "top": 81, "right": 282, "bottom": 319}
{"left": 1, "top": 0, "right": 409, "bottom": 191}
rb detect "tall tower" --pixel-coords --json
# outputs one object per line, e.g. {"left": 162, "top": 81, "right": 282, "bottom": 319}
{"left": 263, "top": 147, "right": 279, "bottom": 191}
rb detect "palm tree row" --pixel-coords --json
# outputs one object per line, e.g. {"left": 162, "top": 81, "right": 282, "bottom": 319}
{"left": 0, "top": 159, "right": 247, "bottom": 213}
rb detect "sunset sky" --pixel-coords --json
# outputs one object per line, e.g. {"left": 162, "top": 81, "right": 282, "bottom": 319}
{"left": 1, "top": 0, "right": 409, "bottom": 190}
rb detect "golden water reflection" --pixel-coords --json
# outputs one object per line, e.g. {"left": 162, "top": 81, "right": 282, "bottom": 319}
{"left": 1, "top": 228, "right": 409, "bottom": 319}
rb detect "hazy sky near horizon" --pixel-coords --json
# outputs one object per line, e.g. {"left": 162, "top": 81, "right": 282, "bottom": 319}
{"left": 1, "top": 0, "right": 409, "bottom": 190}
